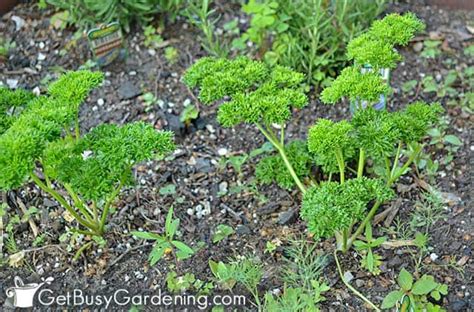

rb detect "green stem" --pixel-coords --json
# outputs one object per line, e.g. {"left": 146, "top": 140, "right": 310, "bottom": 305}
{"left": 335, "top": 149, "right": 345, "bottom": 184}
{"left": 388, "top": 144, "right": 421, "bottom": 186}
{"left": 63, "top": 183, "right": 95, "bottom": 224}
{"left": 30, "top": 173, "right": 98, "bottom": 232}
{"left": 390, "top": 141, "right": 402, "bottom": 178}
{"left": 92, "top": 201, "right": 99, "bottom": 225}
{"left": 357, "top": 148, "right": 365, "bottom": 179}
{"left": 73, "top": 241, "right": 93, "bottom": 261}
{"left": 99, "top": 170, "right": 129, "bottom": 234}
{"left": 334, "top": 250, "right": 381, "bottom": 312}
{"left": 384, "top": 157, "right": 391, "bottom": 182}
{"left": 347, "top": 200, "right": 382, "bottom": 248}
{"left": 342, "top": 229, "right": 349, "bottom": 253}
{"left": 255, "top": 123, "right": 307, "bottom": 194}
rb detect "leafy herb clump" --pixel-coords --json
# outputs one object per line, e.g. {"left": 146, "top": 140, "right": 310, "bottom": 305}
{"left": 322, "top": 13, "right": 424, "bottom": 105}
{"left": 45, "top": 0, "right": 184, "bottom": 32}
{"left": 302, "top": 101, "right": 442, "bottom": 250}
{"left": 301, "top": 177, "right": 393, "bottom": 239}
{"left": 0, "top": 71, "right": 175, "bottom": 238}
{"left": 184, "top": 56, "right": 308, "bottom": 193}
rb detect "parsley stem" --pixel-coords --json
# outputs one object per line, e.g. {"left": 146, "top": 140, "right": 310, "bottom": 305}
{"left": 384, "top": 157, "right": 391, "bottom": 182}
{"left": 99, "top": 170, "right": 129, "bottom": 234}
{"left": 255, "top": 123, "right": 307, "bottom": 194}
{"left": 63, "top": 183, "right": 95, "bottom": 224}
{"left": 347, "top": 200, "right": 382, "bottom": 249}
{"left": 390, "top": 141, "right": 402, "bottom": 178}
{"left": 334, "top": 249, "right": 381, "bottom": 311}
{"left": 30, "top": 173, "right": 98, "bottom": 232}
{"left": 357, "top": 148, "right": 365, "bottom": 178}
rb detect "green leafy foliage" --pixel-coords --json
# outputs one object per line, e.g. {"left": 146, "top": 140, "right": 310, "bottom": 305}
{"left": 257, "top": 0, "right": 387, "bottom": 86}
{"left": 369, "top": 13, "right": 425, "bottom": 46}
{"left": 353, "top": 224, "right": 386, "bottom": 275}
{"left": 0, "top": 72, "right": 100, "bottom": 190}
{"left": 0, "top": 71, "right": 175, "bottom": 240}
{"left": 307, "top": 119, "right": 353, "bottom": 158}
{"left": 301, "top": 177, "right": 394, "bottom": 239}
{"left": 239, "top": 0, "right": 288, "bottom": 47}
{"left": 209, "top": 257, "right": 263, "bottom": 307}
{"left": 48, "top": 70, "right": 103, "bottom": 108}
{"left": 45, "top": 0, "right": 184, "bottom": 32}
{"left": 132, "top": 207, "right": 194, "bottom": 266}
{"left": 0, "top": 88, "right": 35, "bottom": 135}
{"left": 320, "top": 67, "right": 390, "bottom": 104}
{"left": 183, "top": 56, "right": 307, "bottom": 127}
{"left": 43, "top": 122, "right": 174, "bottom": 201}
{"left": 255, "top": 140, "right": 312, "bottom": 189}
{"left": 183, "top": 0, "right": 230, "bottom": 58}
{"left": 382, "top": 268, "right": 448, "bottom": 310}
{"left": 166, "top": 271, "right": 214, "bottom": 294}
{"left": 351, "top": 107, "right": 398, "bottom": 157}
{"left": 323, "top": 13, "right": 424, "bottom": 105}
{"left": 391, "top": 101, "right": 444, "bottom": 143}
{"left": 212, "top": 224, "right": 234, "bottom": 244}
{"left": 264, "top": 280, "right": 330, "bottom": 312}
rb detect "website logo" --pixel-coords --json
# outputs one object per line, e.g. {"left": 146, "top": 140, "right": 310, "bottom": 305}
{"left": 5, "top": 276, "right": 54, "bottom": 308}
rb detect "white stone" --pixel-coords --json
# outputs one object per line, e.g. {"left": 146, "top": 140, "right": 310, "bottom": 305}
{"left": 97, "top": 98, "right": 105, "bottom": 106}
{"left": 33, "top": 86, "right": 41, "bottom": 96}
{"left": 11, "top": 16, "right": 25, "bottom": 31}
{"left": 37, "top": 53, "right": 46, "bottom": 61}
{"left": 6, "top": 79, "right": 18, "bottom": 89}
{"left": 217, "top": 148, "right": 229, "bottom": 156}
{"left": 206, "top": 124, "right": 215, "bottom": 133}
{"left": 430, "top": 253, "right": 439, "bottom": 261}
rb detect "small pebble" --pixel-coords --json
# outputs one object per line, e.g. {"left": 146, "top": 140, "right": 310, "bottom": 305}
{"left": 217, "top": 148, "right": 228, "bottom": 156}
{"left": 38, "top": 53, "right": 46, "bottom": 61}
{"left": 97, "top": 98, "right": 105, "bottom": 106}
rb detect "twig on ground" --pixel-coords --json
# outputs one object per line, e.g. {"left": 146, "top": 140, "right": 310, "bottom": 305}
{"left": 106, "top": 242, "right": 153, "bottom": 271}
{"left": 16, "top": 197, "right": 40, "bottom": 237}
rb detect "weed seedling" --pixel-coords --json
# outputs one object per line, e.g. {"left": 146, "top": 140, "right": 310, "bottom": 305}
{"left": 382, "top": 268, "right": 448, "bottom": 311}
{"left": 132, "top": 207, "right": 194, "bottom": 267}
{"left": 209, "top": 257, "right": 263, "bottom": 308}
{"left": 212, "top": 224, "right": 234, "bottom": 244}
{"left": 353, "top": 224, "right": 386, "bottom": 275}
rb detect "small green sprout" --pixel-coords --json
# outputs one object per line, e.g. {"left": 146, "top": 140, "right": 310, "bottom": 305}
{"left": 212, "top": 224, "right": 235, "bottom": 244}
{"left": 209, "top": 257, "right": 263, "bottom": 308}
{"left": 353, "top": 224, "right": 386, "bottom": 275}
{"left": 132, "top": 206, "right": 194, "bottom": 266}
{"left": 382, "top": 268, "right": 448, "bottom": 310}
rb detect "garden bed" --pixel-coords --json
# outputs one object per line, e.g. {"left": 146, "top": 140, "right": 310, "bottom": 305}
{"left": 0, "top": 1, "right": 472, "bottom": 311}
